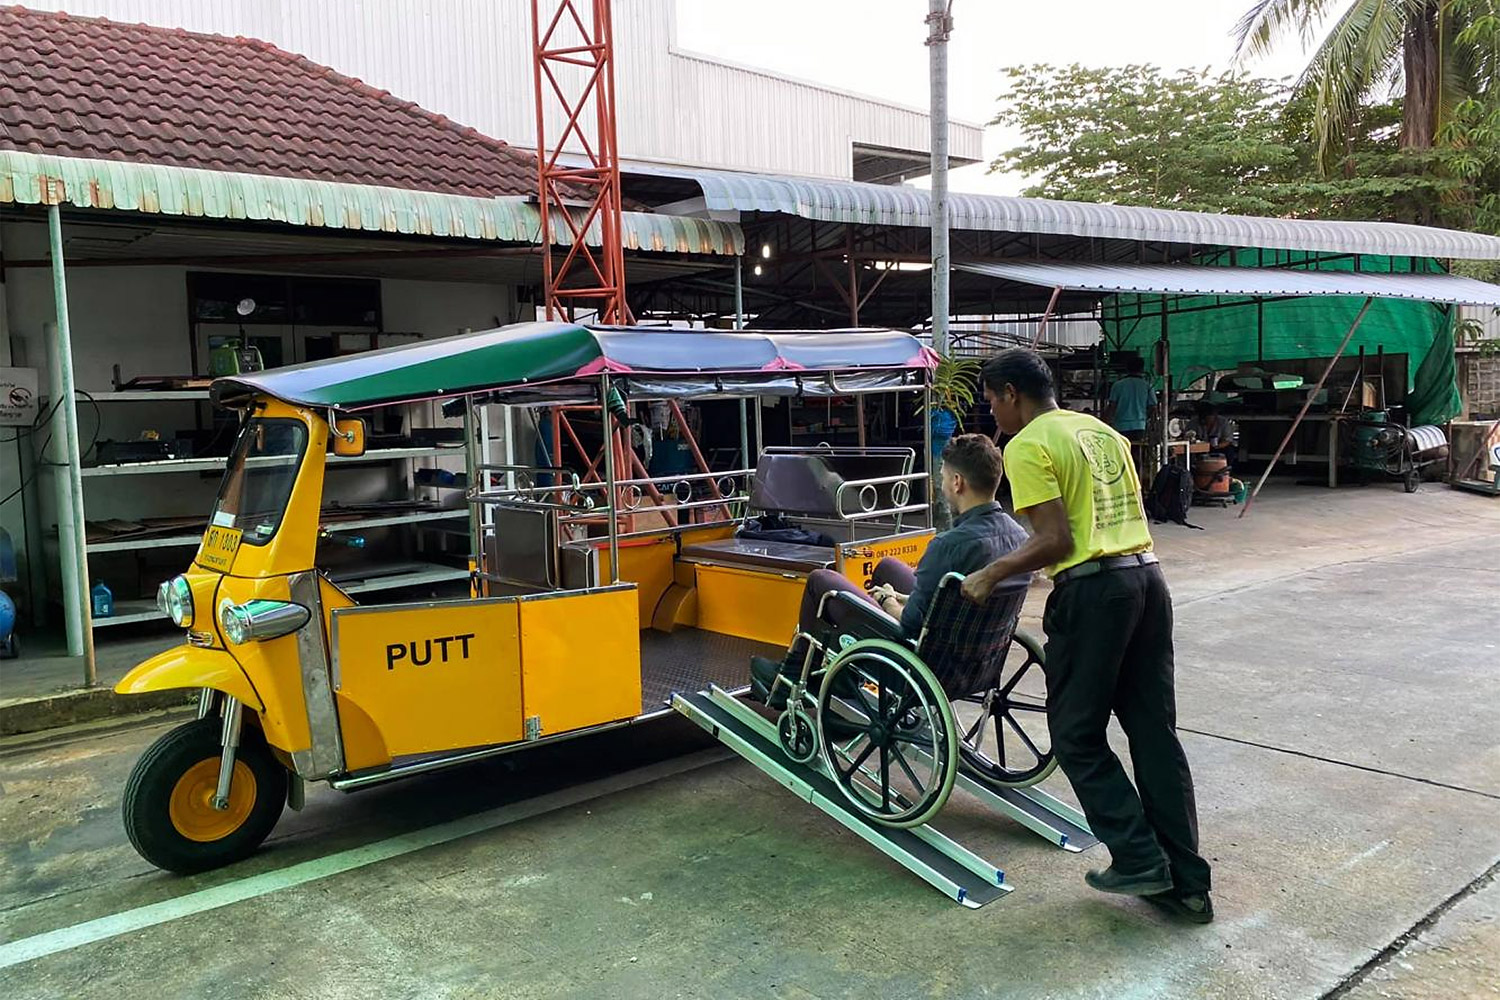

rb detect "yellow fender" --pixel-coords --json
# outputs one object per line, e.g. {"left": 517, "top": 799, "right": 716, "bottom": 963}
{"left": 115, "top": 645, "right": 265, "bottom": 712}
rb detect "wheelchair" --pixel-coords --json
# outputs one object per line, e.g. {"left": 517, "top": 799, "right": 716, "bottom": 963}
{"left": 768, "top": 572, "right": 1057, "bottom": 828}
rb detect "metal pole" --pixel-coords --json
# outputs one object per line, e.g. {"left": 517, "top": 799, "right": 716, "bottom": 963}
{"left": 1240, "top": 297, "right": 1373, "bottom": 518}
{"left": 926, "top": 0, "right": 952, "bottom": 355}
{"left": 848, "top": 247, "right": 868, "bottom": 448}
{"left": 1159, "top": 300, "right": 1170, "bottom": 468}
{"left": 47, "top": 205, "right": 95, "bottom": 681}
{"left": 735, "top": 256, "right": 750, "bottom": 468}
{"left": 923, "top": 383, "right": 937, "bottom": 528}
{"left": 601, "top": 374, "right": 620, "bottom": 582}
{"left": 463, "top": 396, "right": 481, "bottom": 574}
{"left": 734, "top": 254, "right": 745, "bottom": 328}
{"left": 1029, "top": 286, "right": 1063, "bottom": 347}
{"left": 753, "top": 395, "right": 764, "bottom": 458}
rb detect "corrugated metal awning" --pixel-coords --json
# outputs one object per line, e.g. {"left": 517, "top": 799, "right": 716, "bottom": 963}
{"left": 955, "top": 261, "right": 1500, "bottom": 307}
{"left": 0, "top": 150, "right": 742, "bottom": 255}
{"left": 628, "top": 162, "right": 1500, "bottom": 261}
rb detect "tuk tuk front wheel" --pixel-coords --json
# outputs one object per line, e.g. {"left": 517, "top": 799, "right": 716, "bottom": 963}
{"left": 123, "top": 718, "right": 287, "bottom": 874}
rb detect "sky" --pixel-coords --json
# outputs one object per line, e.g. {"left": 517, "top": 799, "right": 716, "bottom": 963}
{"left": 675, "top": 0, "right": 1328, "bottom": 193}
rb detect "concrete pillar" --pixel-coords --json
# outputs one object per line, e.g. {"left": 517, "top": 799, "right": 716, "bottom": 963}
{"left": 46, "top": 206, "right": 95, "bottom": 680}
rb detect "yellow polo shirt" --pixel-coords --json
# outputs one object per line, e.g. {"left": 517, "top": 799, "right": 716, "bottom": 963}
{"left": 1002, "top": 408, "right": 1153, "bottom": 576}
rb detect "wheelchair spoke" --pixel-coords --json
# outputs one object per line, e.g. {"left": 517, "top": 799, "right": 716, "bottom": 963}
{"left": 961, "top": 712, "right": 986, "bottom": 746}
{"left": 1003, "top": 712, "right": 1044, "bottom": 760}
{"left": 879, "top": 745, "right": 891, "bottom": 809}
{"left": 999, "top": 653, "right": 1042, "bottom": 697}
{"left": 835, "top": 739, "right": 877, "bottom": 780}
{"left": 990, "top": 710, "right": 1007, "bottom": 768}
{"left": 889, "top": 742, "right": 925, "bottom": 790}
{"left": 890, "top": 730, "right": 935, "bottom": 751}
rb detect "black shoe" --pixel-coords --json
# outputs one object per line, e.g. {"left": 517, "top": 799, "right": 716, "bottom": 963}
{"left": 1084, "top": 865, "right": 1174, "bottom": 897}
{"left": 1145, "top": 890, "right": 1214, "bottom": 924}
{"left": 749, "top": 656, "right": 789, "bottom": 711}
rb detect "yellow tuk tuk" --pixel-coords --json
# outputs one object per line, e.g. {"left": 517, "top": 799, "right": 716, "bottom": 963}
{"left": 116, "top": 322, "right": 1067, "bottom": 875}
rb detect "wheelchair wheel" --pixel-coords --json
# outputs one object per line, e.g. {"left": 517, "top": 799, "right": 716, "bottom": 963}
{"left": 954, "top": 629, "right": 1059, "bottom": 790}
{"left": 816, "top": 639, "right": 958, "bottom": 828}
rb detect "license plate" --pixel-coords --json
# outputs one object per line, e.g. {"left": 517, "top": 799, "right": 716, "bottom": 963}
{"left": 197, "top": 526, "right": 243, "bottom": 572}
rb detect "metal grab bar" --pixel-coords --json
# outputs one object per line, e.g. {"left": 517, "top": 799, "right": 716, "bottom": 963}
{"left": 839, "top": 503, "right": 931, "bottom": 522}
{"left": 605, "top": 493, "right": 749, "bottom": 516}
{"left": 832, "top": 471, "right": 927, "bottom": 520}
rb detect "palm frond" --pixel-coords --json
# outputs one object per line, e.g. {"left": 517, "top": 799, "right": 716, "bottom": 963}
{"left": 1233, "top": 0, "right": 1353, "bottom": 64}
{"left": 1294, "top": 0, "right": 1416, "bottom": 167}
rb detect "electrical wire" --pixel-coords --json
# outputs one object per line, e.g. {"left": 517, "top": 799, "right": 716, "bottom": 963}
{"left": 0, "top": 389, "right": 102, "bottom": 508}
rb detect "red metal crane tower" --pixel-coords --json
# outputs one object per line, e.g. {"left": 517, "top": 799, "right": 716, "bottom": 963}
{"left": 530, "top": 0, "right": 631, "bottom": 324}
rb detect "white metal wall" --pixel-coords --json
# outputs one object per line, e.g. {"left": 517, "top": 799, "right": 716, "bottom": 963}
{"left": 19, "top": 0, "right": 981, "bottom": 179}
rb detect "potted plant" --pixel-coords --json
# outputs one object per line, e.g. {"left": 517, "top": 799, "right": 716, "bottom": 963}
{"left": 921, "top": 352, "right": 981, "bottom": 449}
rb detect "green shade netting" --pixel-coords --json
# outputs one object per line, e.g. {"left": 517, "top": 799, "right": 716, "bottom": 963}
{"left": 1100, "top": 252, "right": 1461, "bottom": 426}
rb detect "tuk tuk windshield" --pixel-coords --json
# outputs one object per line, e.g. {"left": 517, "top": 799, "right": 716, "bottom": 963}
{"left": 210, "top": 418, "right": 308, "bottom": 546}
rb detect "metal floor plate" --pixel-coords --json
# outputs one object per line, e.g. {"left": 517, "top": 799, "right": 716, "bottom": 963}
{"left": 640, "top": 628, "right": 784, "bottom": 712}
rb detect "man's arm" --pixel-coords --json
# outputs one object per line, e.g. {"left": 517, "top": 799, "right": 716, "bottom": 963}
{"left": 897, "top": 534, "right": 952, "bottom": 636}
{"left": 960, "top": 499, "right": 1072, "bottom": 603}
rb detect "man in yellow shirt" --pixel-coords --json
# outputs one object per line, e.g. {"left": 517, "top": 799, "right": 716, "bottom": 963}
{"left": 963, "top": 347, "right": 1213, "bottom": 924}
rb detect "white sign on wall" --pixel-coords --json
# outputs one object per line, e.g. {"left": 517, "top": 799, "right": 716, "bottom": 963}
{"left": 0, "top": 368, "right": 40, "bottom": 427}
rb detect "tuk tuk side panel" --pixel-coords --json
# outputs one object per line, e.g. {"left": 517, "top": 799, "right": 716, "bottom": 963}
{"left": 836, "top": 530, "right": 937, "bottom": 590}
{"left": 331, "top": 600, "right": 525, "bottom": 758}
{"left": 692, "top": 564, "right": 802, "bottom": 648}
{"left": 518, "top": 588, "right": 641, "bottom": 736}
{"left": 596, "top": 523, "right": 735, "bottom": 626}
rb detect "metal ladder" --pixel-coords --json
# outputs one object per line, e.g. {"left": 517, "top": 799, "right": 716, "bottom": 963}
{"left": 671, "top": 686, "right": 1096, "bottom": 907}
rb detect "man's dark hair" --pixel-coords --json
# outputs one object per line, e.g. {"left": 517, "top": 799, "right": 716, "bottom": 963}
{"left": 940, "top": 433, "right": 1003, "bottom": 497}
{"left": 980, "top": 348, "right": 1055, "bottom": 403}
{"left": 1125, "top": 355, "right": 1146, "bottom": 375}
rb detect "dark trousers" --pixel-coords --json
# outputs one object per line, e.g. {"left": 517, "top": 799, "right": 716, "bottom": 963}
{"left": 1043, "top": 563, "right": 1212, "bottom": 894}
{"left": 798, "top": 558, "right": 915, "bottom": 636}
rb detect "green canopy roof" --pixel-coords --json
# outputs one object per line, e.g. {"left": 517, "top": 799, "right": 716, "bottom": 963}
{"left": 214, "top": 322, "right": 936, "bottom": 410}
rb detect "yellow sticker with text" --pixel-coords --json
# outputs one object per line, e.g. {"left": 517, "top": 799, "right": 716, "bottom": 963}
{"left": 837, "top": 530, "right": 936, "bottom": 590}
{"left": 196, "top": 526, "right": 243, "bottom": 572}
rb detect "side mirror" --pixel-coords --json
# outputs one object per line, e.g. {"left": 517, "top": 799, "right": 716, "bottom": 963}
{"left": 332, "top": 418, "right": 366, "bottom": 457}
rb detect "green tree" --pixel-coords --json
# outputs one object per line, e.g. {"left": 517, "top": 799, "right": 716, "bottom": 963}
{"left": 1234, "top": 0, "right": 1500, "bottom": 167}
{"left": 989, "top": 65, "right": 1306, "bottom": 215}
{"left": 990, "top": 63, "right": 1493, "bottom": 230}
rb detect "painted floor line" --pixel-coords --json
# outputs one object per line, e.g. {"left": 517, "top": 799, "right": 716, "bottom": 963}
{"left": 0, "top": 747, "right": 731, "bottom": 971}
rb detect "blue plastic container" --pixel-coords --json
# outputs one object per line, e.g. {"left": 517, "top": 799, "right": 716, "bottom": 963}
{"left": 91, "top": 581, "right": 114, "bottom": 618}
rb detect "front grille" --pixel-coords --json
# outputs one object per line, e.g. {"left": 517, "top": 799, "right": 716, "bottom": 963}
{"left": 187, "top": 630, "right": 215, "bottom": 648}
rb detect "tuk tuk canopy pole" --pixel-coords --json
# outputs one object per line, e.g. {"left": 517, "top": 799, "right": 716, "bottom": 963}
{"left": 1239, "top": 296, "right": 1375, "bottom": 519}
{"left": 600, "top": 374, "right": 620, "bottom": 581}
{"left": 46, "top": 204, "right": 96, "bottom": 680}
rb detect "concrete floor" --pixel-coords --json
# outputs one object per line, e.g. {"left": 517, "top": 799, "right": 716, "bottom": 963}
{"left": 1, "top": 482, "right": 1498, "bottom": 999}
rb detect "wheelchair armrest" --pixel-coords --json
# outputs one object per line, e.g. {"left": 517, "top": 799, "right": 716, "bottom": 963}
{"left": 818, "top": 589, "right": 907, "bottom": 646}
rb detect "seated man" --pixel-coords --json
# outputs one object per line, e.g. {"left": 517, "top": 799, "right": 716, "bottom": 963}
{"left": 1191, "top": 401, "right": 1233, "bottom": 454}
{"left": 750, "top": 433, "right": 1030, "bottom": 708}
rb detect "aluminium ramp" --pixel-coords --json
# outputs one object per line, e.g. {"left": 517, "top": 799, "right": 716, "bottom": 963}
{"left": 672, "top": 687, "right": 1012, "bottom": 907}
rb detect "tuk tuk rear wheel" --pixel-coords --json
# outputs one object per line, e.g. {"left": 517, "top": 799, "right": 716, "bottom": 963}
{"left": 123, "top": 718, "right": 287, "bottom": 874}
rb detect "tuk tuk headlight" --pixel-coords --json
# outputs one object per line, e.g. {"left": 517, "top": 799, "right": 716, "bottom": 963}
{"left": 218, "top": 600, "right": 310, "bottom": 644}
{"left": 158, "top": 576, "right": 194, "bottom": 628}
